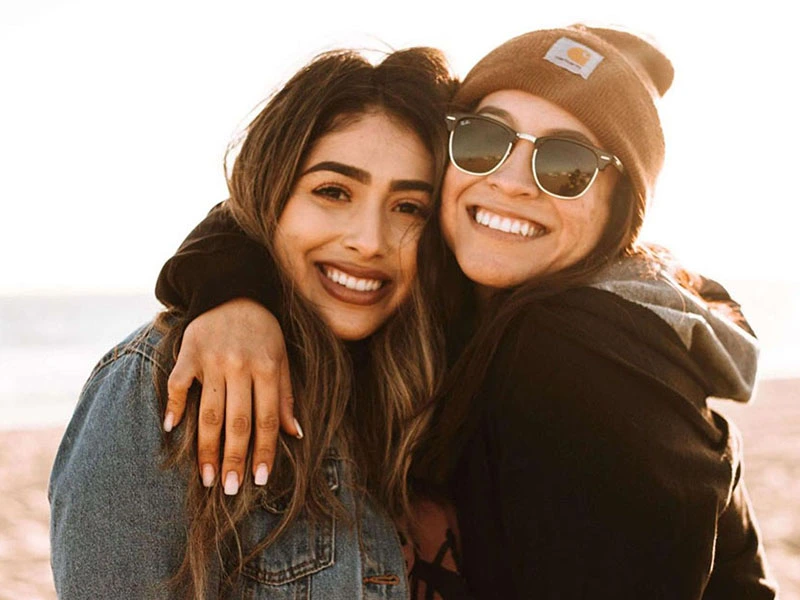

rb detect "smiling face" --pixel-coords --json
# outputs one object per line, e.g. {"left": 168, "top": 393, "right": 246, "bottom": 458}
{"left": 275, "top": 111, "right": 434, "bottom": 341}
{"left": 440, "top": 90, "right": 618, "bottom": 291}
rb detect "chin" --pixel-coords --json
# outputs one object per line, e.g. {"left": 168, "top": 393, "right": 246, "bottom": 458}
{"left": 329, "top": 314, "right": 388, "bottom": 341}
{"left": 457, "top": 257, "right": 530, "bottom": 290}
{"left": 329, "top": 324, "right": 374, "bottom": 341}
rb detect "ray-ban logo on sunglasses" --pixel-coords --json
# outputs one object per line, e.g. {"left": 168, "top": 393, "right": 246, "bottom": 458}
{"left": 544, "top": 37, "right": 604, "bottom": 79}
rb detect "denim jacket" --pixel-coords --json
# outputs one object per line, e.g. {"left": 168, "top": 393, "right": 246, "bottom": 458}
{"left": 49, "top": 323, "right": 410, "bottom": 599}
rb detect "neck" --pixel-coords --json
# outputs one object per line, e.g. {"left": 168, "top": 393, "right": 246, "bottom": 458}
{"left": 475, "top": 284, "right": 499, "bottom": 315}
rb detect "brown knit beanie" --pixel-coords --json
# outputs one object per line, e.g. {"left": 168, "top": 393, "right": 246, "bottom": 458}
{"left": 453, "top": 24, "right": 673, "bottom": 204}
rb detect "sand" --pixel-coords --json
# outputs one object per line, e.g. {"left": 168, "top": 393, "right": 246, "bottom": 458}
{"left": 2, "top": 378, "right": 798, "bottom": 600}
{"left": 0, "top": 425, "right": 62, "bottom": 600}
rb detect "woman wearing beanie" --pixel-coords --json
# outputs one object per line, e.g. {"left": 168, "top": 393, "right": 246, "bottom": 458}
{"left": 152, "top": 25, "right": 777, "bottom": 598}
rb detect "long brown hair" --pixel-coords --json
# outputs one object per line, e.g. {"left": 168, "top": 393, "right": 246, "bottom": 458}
{"left": 154, "top": 47, "right": 457, "bottom": 598}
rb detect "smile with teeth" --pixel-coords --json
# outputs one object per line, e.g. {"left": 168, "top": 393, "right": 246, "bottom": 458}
{"left": 472, "top": 207, "right": 546, "bottom": 238}
{"left": 323, "top": 266, "right": 385, "bottom": 292}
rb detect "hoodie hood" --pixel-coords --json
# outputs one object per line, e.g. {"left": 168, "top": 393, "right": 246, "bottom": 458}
{"left": 587, "top": 256, "right": 759, "bottom": 403}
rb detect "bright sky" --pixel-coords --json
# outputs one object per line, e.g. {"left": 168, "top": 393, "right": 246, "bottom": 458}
{"left": 1, "top": 0, "right": 796, "bottom": 295}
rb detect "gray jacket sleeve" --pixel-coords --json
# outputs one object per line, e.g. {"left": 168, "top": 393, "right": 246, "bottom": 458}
{"left": 49, "top": 338, "right": 191, "bottom": 599}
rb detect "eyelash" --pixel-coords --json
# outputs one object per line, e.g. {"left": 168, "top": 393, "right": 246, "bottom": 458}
{"left": 312, "top": 183, "right": 430, "bottom": 218}
{"left": 395, "top": 201, "right": 430, "bottom": 218}
{"left": 313, "top": 184, "right": 351, "bottom": 202}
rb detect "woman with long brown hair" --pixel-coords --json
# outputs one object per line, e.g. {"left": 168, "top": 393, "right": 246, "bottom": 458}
{"left": 49, "top": 46, "right": 458, "bottom": 599}
{"left": 152, "top": 24, "right": 777, "bottom": 598}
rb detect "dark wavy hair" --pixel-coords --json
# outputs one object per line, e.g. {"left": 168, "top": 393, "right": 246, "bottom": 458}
{"left": 154, "top": 47, "right": 458, "bottom": 598}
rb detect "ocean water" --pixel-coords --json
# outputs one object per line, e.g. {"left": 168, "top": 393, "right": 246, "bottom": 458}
{"left": 1, "top": 284, "right": 799, "bottom": 430}
{"left": 0, "top": 294, "right": 162, "bottom": 430}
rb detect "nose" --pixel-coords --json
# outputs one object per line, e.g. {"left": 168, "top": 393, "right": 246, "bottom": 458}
{"left": 485, "top": 142, "right": 540, "bottom": 198}
{"left": 342, "top": 203, "right": 388, "bottom": 258}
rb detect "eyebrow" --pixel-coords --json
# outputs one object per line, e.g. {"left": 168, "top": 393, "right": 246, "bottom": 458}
{"left": 476, "top": 106, "right": 515, "bottom": 123}
{"left": 391, "top": 180, "right": 434, "bottom": 193}
{"left": 547, "top": 129, "right": 596, "bottom": 146}
{"left": 476, "top": 107, "right": 598, "bottom": 146}
{"left": 304, "top": 161, "right": 369, "bottom": 183}
{"left": 302, "top": 161, "right": 433, "bottom": 193}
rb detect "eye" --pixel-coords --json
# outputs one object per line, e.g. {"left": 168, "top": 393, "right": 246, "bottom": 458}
{"left": 313, "top": 184, "right": 351, "bottom": 202}
{"left": 394, "top": 201, "right": 430, "bottom": 218}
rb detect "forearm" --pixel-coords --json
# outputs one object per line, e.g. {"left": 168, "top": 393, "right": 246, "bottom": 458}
{"left": 156, "top": 203, "right": 281, "bottom": 321}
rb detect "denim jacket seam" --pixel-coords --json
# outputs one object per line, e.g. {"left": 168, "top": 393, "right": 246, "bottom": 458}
{"left": 242, "top": 459, "right": 340, "bottom": 586}
{"left": 86, "top": 323, "right": 169, "bottom": 382}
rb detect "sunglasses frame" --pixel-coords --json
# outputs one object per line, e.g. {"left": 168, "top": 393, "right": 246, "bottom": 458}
{"left": 446, "top": 113, "right": 624, "bottom": 200}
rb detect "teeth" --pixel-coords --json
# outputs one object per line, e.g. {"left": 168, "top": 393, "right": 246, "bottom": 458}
{"left": 324, "top": 267, "right": 383, "bottom": 292}
{"left": 473, "top": 208, "right": 542, "bottom": 238}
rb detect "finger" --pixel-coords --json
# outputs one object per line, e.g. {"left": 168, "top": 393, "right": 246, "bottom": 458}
{"left": 252, "top": 372, "right": 281, "bottom": 486}
{"left": 164, "top": 352, "right": 198, "bottom": 432}
{"left": 221, "top": 375, "right": 252, "bottom": 496}
{"left": 196, "top": 375, "right": 225, "bottom": 488}
{"left": 278, "top": 356, "right": 301, "bottom": 439}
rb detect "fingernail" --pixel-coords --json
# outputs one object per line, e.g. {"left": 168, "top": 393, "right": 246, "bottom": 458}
{"left": 293, "top": 418, "right": 304, "bottom": 439}
{"left": 201, "top": 464, "right": 215, "bottom": 487}
{"left": 223, "top": 471, "right": 239, "bottom": 495}
{"left": 255, "top": 463, "right": 269, "bottom": 486}
{"left": 163, "top": 411, "right": 174, "bottom": 433}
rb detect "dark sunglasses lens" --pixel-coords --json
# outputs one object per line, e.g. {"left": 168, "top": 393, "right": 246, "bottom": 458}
{"left": 535, "top": 139, "right": 598, "bottom": 198}
{"left": 451, "top": 118, "right": 512, "bottom": 174}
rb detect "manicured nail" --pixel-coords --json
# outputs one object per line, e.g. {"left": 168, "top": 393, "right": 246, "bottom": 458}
{"left": 293, "top": 418, "right": 304, "bottom": 439}
{"left": 254, "top": 463, "right": 269, "bottom": 486}
{"left": 201, "top": 464, "right": 215, "bottom": 488}
{"left": 163, "top": 411, "right": 174, "bottom": 433}
{"left": 223, "top": 471, "right": 239, "bottom": 495}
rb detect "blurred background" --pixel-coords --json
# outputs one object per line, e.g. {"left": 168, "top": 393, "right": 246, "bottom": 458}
{"left": 1, "top": 0, "right": 797, "bottom": 598}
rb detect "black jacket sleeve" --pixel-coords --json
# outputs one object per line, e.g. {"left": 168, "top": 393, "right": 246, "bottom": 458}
{"left": 452, "top": 296, "right": 776, "bottom": 599}
{"left": 702, "top": 453, "right": 776, "bottom": 599}
{"left": 155, "top": 203, "right": 282, "bottom": 321}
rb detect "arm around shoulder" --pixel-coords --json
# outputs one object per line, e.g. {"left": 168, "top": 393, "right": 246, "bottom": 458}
{"left": 155, "top": 202, "right": 281, "bottom": 320}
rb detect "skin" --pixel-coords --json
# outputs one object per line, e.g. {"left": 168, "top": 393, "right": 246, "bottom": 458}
{"left": 167, "top": 91, "right": 620, "bottom": 492}
{"left": 440, "top": 90, "right": 616, "bottom": 292}
{"left": 165, "top": 111, "right": 434, "bottom": 493}
{"left": 274, "top": 111, "right": 434, "bottom": 341}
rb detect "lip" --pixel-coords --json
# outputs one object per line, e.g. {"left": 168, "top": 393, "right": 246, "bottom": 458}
{"left": 467, "top": 205, "right": 548, "bottom": 241}
{"left": 322, "top": 261, "right": 390, "bottom": 280}
{"left": 315, "top": 262, "right": 392, "bottom": 306}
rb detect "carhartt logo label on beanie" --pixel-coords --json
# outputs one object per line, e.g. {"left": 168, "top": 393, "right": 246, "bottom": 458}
{"left": 544, "top": 37, "right": 604, "bottom": 79}
{"left": 453, "top": 24, "right": 674, "bottom": 204}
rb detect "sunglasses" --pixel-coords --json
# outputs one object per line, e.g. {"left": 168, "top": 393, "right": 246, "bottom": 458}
{"left": 446, "top": 113, "right": 624, "bottom": 200}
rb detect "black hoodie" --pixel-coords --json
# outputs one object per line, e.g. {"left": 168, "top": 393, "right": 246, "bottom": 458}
{"left": 156, "top": 208, "right": 778, "bottom": 599}
{"left": 447, "top": 257, "right": 775, "bottom": 599}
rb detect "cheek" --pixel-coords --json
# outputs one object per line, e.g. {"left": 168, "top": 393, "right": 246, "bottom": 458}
{"left": 274, "top": 207, "right": 317, "bottom": 277}
{"left": 585, "top": 174, "right": 617, "bottom": 240}
{"left": 396, "top": 235, "right": 420, "bottom": 289}
{"left": 272, "top": 227, "right": 299, "bottom": 282}
{"left": 567, "top": 194, "right": 611, "bottom": 250}
{"left": 439, "top": 170, "right": 462, "bottom": 245}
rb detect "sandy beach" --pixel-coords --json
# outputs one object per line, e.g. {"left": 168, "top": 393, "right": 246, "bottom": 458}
{"left": 2, "top": 378, "right": 798, "bottom": 600}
